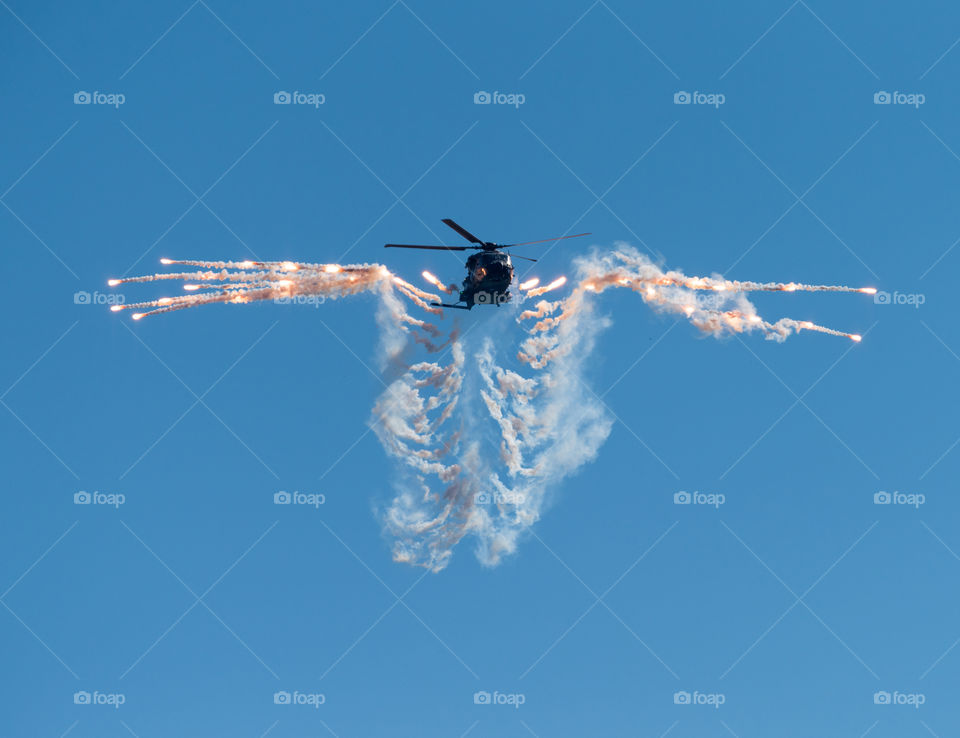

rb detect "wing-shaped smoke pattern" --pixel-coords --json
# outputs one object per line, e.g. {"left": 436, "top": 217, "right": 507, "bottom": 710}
{"left": 110, "top": 245, "right": 872, "bottom": 570}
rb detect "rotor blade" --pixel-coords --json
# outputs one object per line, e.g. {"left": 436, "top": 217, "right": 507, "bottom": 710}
{"left": 384, "top": 243, "right": 469, "bottom": 251}
{"left": 503, "top": 232, "right": 592, "bottom": 247}
{"left": 509, "top": 254, "right": 538, "bottom": 262}
{"left": 441, "top": 219, "right": 484, "bottom": 244}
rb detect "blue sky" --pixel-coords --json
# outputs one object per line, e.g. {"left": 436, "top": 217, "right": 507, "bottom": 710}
{"left": 2, "top": 0, "right": 960, "bottom": 735}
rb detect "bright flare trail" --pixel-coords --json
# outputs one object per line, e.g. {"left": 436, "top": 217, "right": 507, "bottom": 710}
{"left": 109, "top": 259, "right": 442, "bottom": 319}
{"left": 108, "top": 247, "right": 873, "bottom": 571}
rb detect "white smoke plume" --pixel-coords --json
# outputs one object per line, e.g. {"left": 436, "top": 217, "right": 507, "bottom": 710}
{"left": 517, "top": 245, "right": 867, "bottom": 372}
{"left": 373, "top": 306, "right": 613, "bottom": 572}
{"left": 109, "top": 247, "right": 872, "bottom": 570}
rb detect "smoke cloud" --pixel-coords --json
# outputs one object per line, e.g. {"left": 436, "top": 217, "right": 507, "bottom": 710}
{"left": 109, "top": 245, "right": 871, "bottom": 569}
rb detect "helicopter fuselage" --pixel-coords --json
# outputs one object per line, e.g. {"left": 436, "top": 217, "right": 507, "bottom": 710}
{"left": 384, "top": 219, "right": 591, "bottom": 311}
{"left": 457, "top": 250, "right": 513, "bottom": 307}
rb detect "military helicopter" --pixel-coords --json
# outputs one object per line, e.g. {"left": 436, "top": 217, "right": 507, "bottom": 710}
{"left": 385, "top": 219, "right": 590, "bottom": 309}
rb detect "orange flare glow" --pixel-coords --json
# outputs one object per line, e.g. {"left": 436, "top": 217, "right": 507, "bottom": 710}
{"left": 519, "top": 278, "right": 539, "bottom": 291}
{"left": 107, "top": 279, "right": 120, "bottom": 287}
{"left": 324, "top": 264, "right": 341, "bottom": 274}
{"left": 859, "top": 287, "right": 877, "bottom": 295}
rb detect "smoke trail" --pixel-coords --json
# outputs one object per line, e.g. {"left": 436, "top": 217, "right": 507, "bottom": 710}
{"left": 373, "top": 304, "right": 614, "bottom": 572}
{"left": 109, "top": 248, "right": 871, "bottom": 571}
{"left": 516, "top": 245, "right": 865, "bottom": 370}
{"left": 108, "top": 259, "right": 443, "bottom": 320}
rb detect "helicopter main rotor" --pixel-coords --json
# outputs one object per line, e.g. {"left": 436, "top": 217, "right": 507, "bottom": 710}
{"left": 384, "top": 218, "right": 591, "bottom": 262}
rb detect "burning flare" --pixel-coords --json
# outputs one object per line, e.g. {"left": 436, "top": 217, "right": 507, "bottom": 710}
{"left": 106, "top": 246, "right": 872, "bottom": 573}
{"left": 107, "top": 259, "right": 443, "bottom": 319}
{"left": 515, "top": 247, "right": 870, "bottom": 369}
{"left": 526, "top": 276, "right": 567, "bottom": 298}
{"left": 421, "top": 270, "right": 456, "bottom": 294}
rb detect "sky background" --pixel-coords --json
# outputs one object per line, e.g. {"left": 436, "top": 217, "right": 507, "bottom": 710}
{"left": 2, "top": 0, "right": 960, "bottom": 736}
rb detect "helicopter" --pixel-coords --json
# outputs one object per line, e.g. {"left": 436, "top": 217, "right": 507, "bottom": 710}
{"left": 385, "top": 219, "right": 590, "bottom": 309}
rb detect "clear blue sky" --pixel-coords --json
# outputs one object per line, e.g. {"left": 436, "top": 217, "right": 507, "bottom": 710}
{"left": 2, "top": 1, "right": 959, "bottom": 735}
